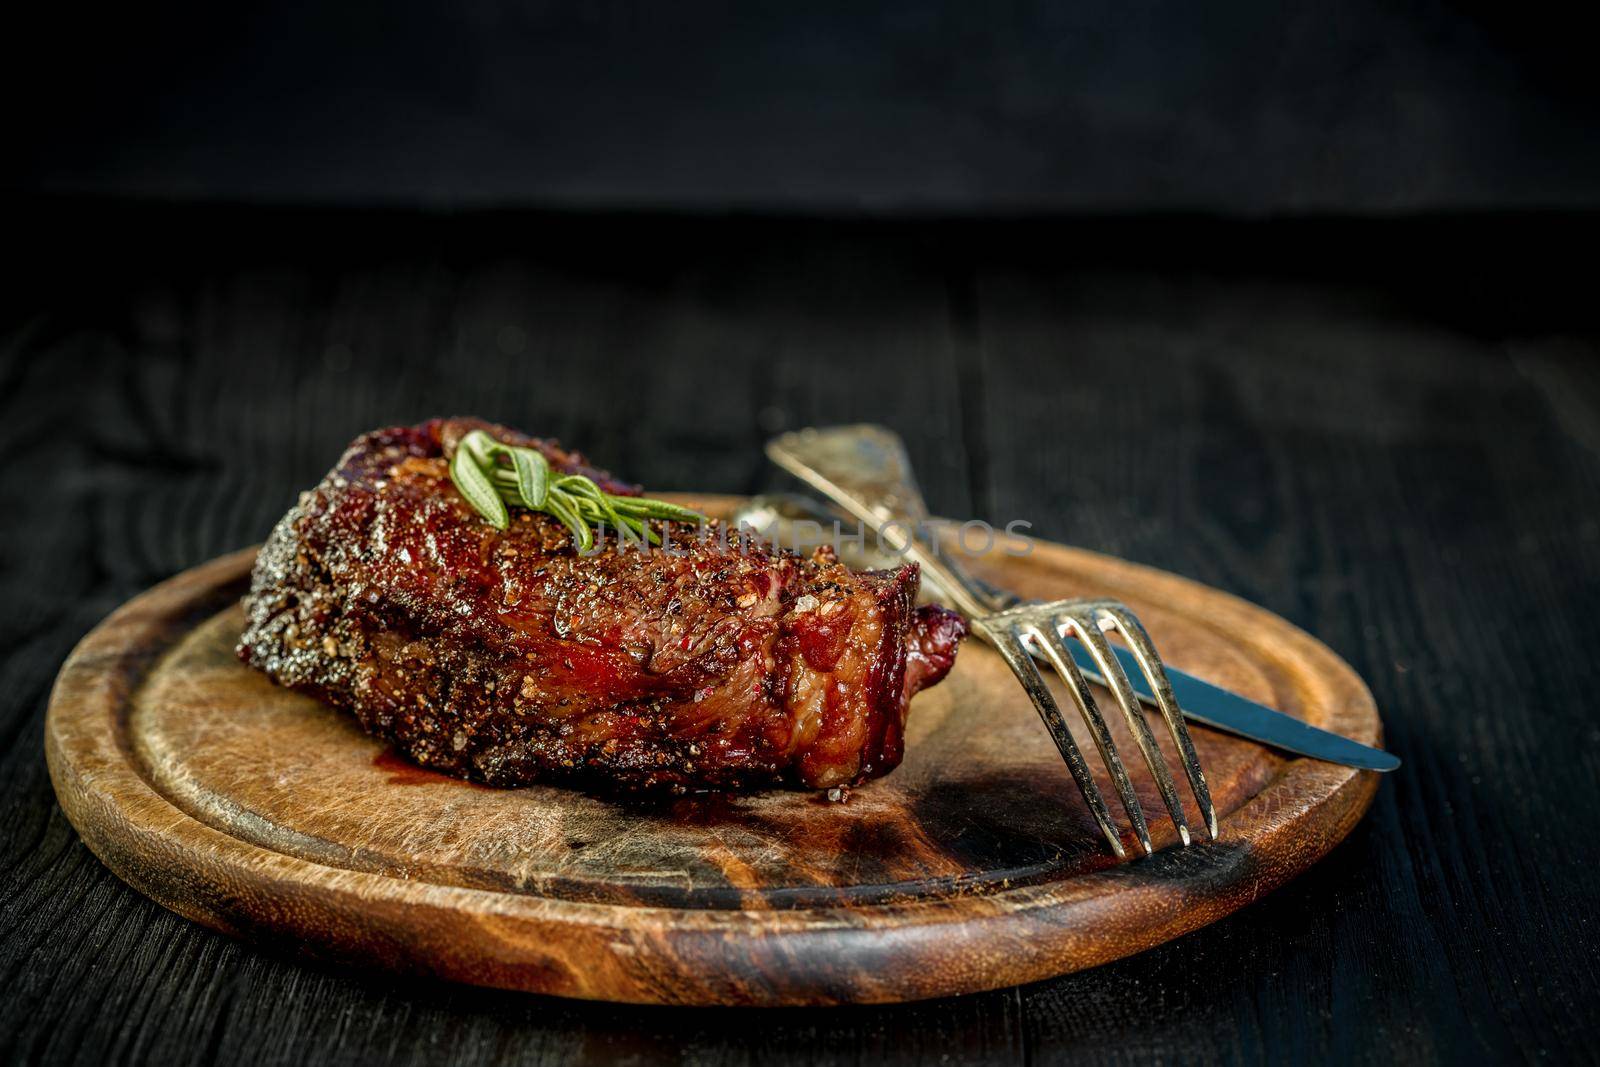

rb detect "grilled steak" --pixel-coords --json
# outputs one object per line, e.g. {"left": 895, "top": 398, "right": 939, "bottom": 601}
{"left": 237, "top": 418, "right": 966, "bottom": 792}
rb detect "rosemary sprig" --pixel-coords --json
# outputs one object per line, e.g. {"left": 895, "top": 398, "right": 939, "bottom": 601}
{"left": 449, "top": 429, "right": 704, "bottom": 547}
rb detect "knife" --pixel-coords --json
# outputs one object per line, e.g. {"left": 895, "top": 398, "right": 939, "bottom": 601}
{"left": 1066, "top": 640, "right": 1398, "bottom": 771}
{"left": 753, "top": 426, "right": 1400, "bottom": 774}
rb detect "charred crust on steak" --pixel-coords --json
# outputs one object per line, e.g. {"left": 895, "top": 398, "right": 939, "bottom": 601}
{"left": 237, "top": 418, "right": 967, "bottom": 793}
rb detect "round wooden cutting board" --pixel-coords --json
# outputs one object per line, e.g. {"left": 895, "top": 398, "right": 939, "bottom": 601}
{"left": 46, "top": 497, "right": 1384, "bottom": 1006}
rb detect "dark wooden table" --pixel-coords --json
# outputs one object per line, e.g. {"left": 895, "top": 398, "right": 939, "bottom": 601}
{"left": 3, "top": 201, "right": 1597, "bottom": 1065}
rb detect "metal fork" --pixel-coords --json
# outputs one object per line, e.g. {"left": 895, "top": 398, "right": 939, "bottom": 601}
{"left": 766, "top": 424, "right": 1216, "bottom": 858}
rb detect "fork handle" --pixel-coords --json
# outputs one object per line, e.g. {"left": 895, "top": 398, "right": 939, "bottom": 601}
{"left": 765, "top": 425, "right": 1010, "bottom": 619}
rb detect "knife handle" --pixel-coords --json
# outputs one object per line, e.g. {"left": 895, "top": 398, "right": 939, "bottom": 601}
{"left": 765, "top": 425, "right": 1008, "bottom": 620}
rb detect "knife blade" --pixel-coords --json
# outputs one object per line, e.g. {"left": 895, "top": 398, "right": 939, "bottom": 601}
{"left": 1064, "top": 639, "right": 1400, "bottom": 772}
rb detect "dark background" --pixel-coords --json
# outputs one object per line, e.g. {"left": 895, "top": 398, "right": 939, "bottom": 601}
{"left": 11, "top": 1, "right": 1600, "bottom": 212}
{"left": 4, "top": 4, "right": 1599, "bottom": 1065}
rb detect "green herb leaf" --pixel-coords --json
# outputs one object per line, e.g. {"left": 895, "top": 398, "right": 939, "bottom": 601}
{"left": 508, "top": 447, "right": 549, "bottom": 509}
{"left": 609, "top": 498, "right": 708, "bottom": 523}
{"left": 458, "top": 429, "right": 498, "bottom": 469}
{"left": 450, "top": 444, "right": 509, "bottom": 530}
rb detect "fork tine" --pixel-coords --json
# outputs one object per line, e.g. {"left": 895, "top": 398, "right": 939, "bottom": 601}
{"left": 1022, "top": 622, "right": 1153, "bottom": 856}
{"left": 1097, "top": 604, "right": 1219, "bottom": 840}
{"left": 974, "top": 618, "right": 1129, "bottom": 858}
{"left": 1068, "top": 607, "right": 1194, "bottom": 846}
